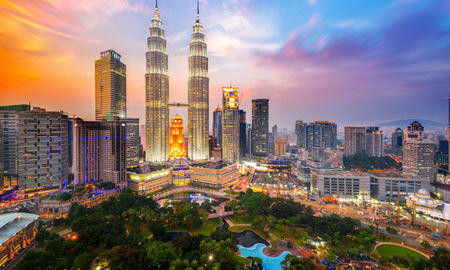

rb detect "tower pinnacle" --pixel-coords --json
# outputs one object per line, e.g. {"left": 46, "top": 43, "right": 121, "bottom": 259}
{"left": 196, "top": 0, "right": 200, "bottom": 22}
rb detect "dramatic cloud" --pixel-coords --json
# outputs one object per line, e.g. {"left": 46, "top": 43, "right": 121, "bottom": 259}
{"left": 252, "top": 1, "right": 450, "bottom": 127}
{"left": 0, "top": 0, "right": 448, "bottom": 130}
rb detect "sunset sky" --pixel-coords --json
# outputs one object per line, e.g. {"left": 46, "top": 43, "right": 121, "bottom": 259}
{"left": 1, "top": 0, "right": 449, "bottom": 129}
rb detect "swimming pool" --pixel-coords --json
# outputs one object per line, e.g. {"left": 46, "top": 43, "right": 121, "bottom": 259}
{"left": 238, "top": 243, "right": 291, "bottom": 270}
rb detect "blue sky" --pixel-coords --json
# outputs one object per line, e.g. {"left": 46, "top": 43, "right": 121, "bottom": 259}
{"left": 1, "top": 0, "right": 449, "bottom": 129}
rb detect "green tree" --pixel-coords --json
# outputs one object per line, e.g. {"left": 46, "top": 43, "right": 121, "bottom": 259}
{"left": 146, "top": 241, "right": 179, "bottom": 269}
{"left": 70, "top": 253, "right": 93, "bottom": 270}
{"left": 150, "top": 220, "right": 166, "bottom": 241}
{"left": 14, "top": 250, "right": 56, "bottom": 270}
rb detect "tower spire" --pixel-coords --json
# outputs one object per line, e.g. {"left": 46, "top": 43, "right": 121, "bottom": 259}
{"left": 195, "top": 0, "right": 200, "bottom": 22}
{"left": 156, "top": 0, "right": 158, "bottom": 9}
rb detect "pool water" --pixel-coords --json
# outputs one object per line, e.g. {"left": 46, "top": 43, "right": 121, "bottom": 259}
{"left": 238, "top": 243, "right": 291, "bottom": 270}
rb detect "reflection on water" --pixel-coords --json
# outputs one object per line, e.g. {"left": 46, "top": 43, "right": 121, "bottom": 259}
{"left": 216, "top": 218, "right": 269, "bottom": 247}
{"left": 157, "top": 193, "right": 218, "bottom": 206}
{"left": 163, "top": 231, "right": 191, "bottom": 242}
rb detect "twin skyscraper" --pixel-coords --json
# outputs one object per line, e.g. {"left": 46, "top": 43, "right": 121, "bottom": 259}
{"left": 145, "top": 1, "right": 209, "bottom": 162}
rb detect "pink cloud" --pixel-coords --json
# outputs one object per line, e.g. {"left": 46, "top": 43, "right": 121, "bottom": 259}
{"left": 307, "top": 14, "right": 321, "bottom": 29}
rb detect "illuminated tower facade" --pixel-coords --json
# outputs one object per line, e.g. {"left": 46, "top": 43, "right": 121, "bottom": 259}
{"left": 95, "top": 50, "right": 126, "bottom": 121}
{"left": 188, "top": 2, "right": 209, "bottom": 161}
{"left": 146, "top": 2, "right": 169, "bottom": 162}
{"left": 222, "top": 87, "right": 239, "bottom": 163}
{"left": 169, "top": 115, "right": 187, "bottom": 159}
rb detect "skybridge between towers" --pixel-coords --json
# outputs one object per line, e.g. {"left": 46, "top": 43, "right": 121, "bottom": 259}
{"left": 168, "top": 103, "right": 189, "bottom": 108}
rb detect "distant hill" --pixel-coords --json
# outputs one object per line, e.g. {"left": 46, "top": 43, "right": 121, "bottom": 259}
{"left": 376, "top": 119, "right": 446, "bottom": 135}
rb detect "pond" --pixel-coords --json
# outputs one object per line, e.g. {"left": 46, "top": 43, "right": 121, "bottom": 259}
{"left": 162, "top": 231, "right": 191, "bottom": 242}
{"left": 216, "top": 218, "right": 269, "bottom": 247}
{"left": 238, "top": 243, "right": 291, "bottom": 270}
{"left": 156, "top": 192, "right": 219, "bottom": 206}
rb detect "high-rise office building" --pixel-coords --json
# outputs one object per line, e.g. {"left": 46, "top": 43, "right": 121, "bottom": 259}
{"left": 403, "top": 121, "right": 435, "bottom": 180}
{"left": 95, "top": 50, "right": 126, "bottom": 121}
{"left": 146, "top": 2, "right": 169, "bottom": 162}
{"left": 365, "top": 127, "right": 384, "bottom": 157}
{"left": 246, "top": 124, "right": 252, "bottom": 155}
{"left": 73, "top": 118, "right": 126, "bottom": 185}
{"left": 392, "top": 128, "right": 404, "bottom": 156}
{"left": 405, "top": 121, "right": 424, "bottom": 140}
{"left": 125, "top": 118, "right": 140, "bottom": 168}
{"left": 0, "top": 106, "right": 21, "bottom": 186}
{"left": 213, "top": 106, "right": 223, "bottom": 147}
{"left": 239, "top": 110, "right": 247, "bottom": 158}
{"left": 403, "top": 139, "right": 435, "bottom": 180}
{"left": 251, "top": 99, "right": 269, "bottom": 157}
{"left": 222, "top": 87, "right": 239, "bottom": 163}
{"left": 296, "top": 121, "right": 337, "bottom": 151}
{"left": 448, "top": 97, "right": 450, "bottom": 168}
{"left": 0, "top": 105, "right": 69, "bottom": 189}
{"left": 169, "top": 115, "right": 187, "bottom": 159}
{"left": 268, "top": 133, "right": 274, "bottom": 155}
{"left": 344, "top": 126, "right": 366, "bottom": 156}
{"left": 295, "top": 121, "right": 306, "bottom": 149}
{"left": 272, "top": 125, "right": 278, "bottom": 141}
{"left": 188, "top": 3, "right": 209, "bottom": 161}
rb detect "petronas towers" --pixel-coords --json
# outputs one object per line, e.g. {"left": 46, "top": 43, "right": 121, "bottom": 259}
{"left": 146, "top": 1, "right": 209, "bottom": 163}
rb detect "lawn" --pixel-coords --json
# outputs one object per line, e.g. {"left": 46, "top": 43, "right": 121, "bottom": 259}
{"left": 376, "top": 244, "right": 427, "bottom": 262}
{"left": 229, "top": 216, "right": 252, "bottom": 225}
{"left": 49, "top": 225, "right": 70, "bottom": 234}
{"left": 189, "top": 218, "right": 222, "bottom": 236}
{"left": 236, "top": 255, "right": 252, "bottom": 265}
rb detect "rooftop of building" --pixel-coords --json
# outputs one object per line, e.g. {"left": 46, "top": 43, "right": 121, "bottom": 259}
{"left": 0, "top": 104, "right": 30, "bottom": 111}
{"left": 127, "top": 164, "right": 170, "bottom": 174}
{"left": 313, "top": 170, "right": 367, "bottom": 177}
{"left": 431, "top": 181, "right": 450, "bottom": 191}
{"left": 0, "top": 212, "right": 39, "bottom": 246}
{"left": 191, "top": 161, "right": 232, "bottom": 170}
{"left": 366, "top": 170, "right": 421, "bottom": 178}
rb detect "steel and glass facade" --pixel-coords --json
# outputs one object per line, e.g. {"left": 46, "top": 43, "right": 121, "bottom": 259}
{"left": 251, "top": 99, "right": 269, "bottom": 157}
{"left": 73, "top": 119, "right": 126, "bottom": 185}
{"left": 188, "top": 9, "right": 209, "bottom": 161}
{"left": 213, "top": 106, "right": 223, "bottom": 147}
{"left": 145, "top": 5, "right": 170, "bottom": 162}
{"left": 222, "top": 87, "right": 240, "bottom": 163}
{"left": 95, "top": 50, "right": 126, "bottom": 121}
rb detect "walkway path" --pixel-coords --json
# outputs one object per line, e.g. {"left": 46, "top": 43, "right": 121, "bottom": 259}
{"left": 56, "top": 228, "right": 72, "bottom": 236}
{"left": 374, "top": 242, "right": 431, "bottom": 259}
{"left": 208, "top": 200, "right": 234, "bottom": 219}
{"left": 225, "top": 218, "right": 250, "bottom": 228}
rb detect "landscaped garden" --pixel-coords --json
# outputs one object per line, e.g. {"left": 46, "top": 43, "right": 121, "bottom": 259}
{"left": 14, "top": 187, "right": 450, "bottom": 270}
{"left": 376, "top": 244, "right": 427, "bottom": 261}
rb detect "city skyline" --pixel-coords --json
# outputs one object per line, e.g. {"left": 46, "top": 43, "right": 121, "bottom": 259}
{"left": 1, "top": 0, "right": 449, "bottom": 129}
